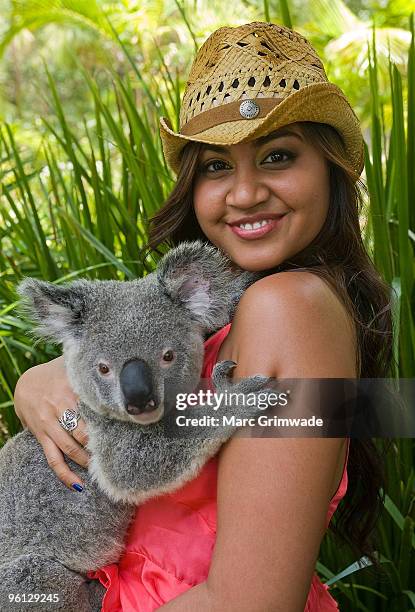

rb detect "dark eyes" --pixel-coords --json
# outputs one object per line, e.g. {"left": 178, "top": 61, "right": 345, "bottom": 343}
{"left": 200, "top": 150, "right": 294, "bottom": 174}
{"left": 98, "top": 353, "right": 174, "bottom": 375}
{"left": 265, "top": 150, "right": 293, "bottom": 164}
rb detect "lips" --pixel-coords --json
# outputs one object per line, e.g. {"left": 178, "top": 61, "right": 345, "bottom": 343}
{"left": 228, "top": 214, "right": 287, "bottom": 240}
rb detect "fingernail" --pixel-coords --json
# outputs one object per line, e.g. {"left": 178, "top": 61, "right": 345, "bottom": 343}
{"left": 72, "top": 483, "right": 84, "bottom": 492}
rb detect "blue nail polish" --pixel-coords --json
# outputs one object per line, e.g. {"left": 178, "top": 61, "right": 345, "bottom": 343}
{"left": 72, "top": 483, "right": 83, "bottom": 492}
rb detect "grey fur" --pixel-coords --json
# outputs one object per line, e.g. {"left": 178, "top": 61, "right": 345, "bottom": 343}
{"left": 0, "top": 240, "right": 272, "bottom": 611}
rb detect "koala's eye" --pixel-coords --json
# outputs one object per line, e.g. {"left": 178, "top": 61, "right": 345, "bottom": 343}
{"left": 98, "top": 363, "right": 110, "bottom": 374}
{"left": 162, "top": 350, "right": 174, "bottom": 362}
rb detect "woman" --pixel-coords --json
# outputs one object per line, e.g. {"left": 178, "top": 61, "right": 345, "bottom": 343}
{"left": 14, "top": 21, "right": 392, "bottom": 610}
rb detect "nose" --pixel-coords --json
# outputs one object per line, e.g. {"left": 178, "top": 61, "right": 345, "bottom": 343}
{"left": 225, "top": 165, "right": 271, "bottom": 210}
{"left": 120, "top": 359, "right": 157, "bottom": 415}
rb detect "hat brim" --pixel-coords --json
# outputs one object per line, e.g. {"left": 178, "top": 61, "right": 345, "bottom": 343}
{"left": 159, "top": 82, "right": 364, "bottom": 176}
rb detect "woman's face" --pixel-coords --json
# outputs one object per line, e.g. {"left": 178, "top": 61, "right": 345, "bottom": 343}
{"left": 192, "top": 124, "right": 330, "bottom": 272}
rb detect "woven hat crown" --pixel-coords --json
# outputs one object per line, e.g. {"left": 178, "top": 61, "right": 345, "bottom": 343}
{"left": 159, "top": 21, "right": 364, "bottom": 176}
{"left": 180, "top": 22, "right": 327, "bottom": 128}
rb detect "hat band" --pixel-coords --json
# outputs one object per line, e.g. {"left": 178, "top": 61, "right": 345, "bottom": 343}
{"left": 180, "top": 97, "right": 283, "bottom": 136}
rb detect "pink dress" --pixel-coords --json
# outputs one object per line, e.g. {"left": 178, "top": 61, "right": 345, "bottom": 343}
{"left": 88, "top": 323, "right": 349, "bottom": 611}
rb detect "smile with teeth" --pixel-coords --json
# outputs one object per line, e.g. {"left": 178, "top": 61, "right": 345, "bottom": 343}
{"left": 237, "top": 219, "right": 273, "bottom": 230}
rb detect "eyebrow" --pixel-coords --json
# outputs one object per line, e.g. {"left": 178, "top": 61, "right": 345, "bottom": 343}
{"left": 200, "top": 128, "right": 303, "bottom": 155}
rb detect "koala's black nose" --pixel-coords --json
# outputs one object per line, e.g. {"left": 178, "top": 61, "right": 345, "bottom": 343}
{"left": 120, "top": 359, "right": 156, "bottom": 415}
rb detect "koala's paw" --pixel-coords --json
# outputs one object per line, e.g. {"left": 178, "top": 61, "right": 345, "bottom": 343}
{"left": 212, "top": 360, "right": 274, "bottom": 394}
{"left": 211, "top": 360, "right": 237, "bottom": 387}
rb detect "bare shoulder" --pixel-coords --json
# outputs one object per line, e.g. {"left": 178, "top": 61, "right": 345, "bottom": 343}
{"left": 240, "top": 269, "right": 351, "bottom": 326}
{"left": 225, "top": 270, "right": 357, "bottom": 378}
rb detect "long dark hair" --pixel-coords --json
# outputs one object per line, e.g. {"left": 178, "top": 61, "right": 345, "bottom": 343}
{"left": 145, "top": 122, "right": 394, "bottom": 568}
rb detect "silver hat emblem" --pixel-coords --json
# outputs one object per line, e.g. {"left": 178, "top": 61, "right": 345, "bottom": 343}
{"left": 239, "top": 99, "right": 260, "bottom": 119}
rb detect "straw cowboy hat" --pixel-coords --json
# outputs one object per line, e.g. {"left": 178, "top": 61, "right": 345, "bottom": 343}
{"left": 159, "top": 21, "right": 364, "bottom": 176}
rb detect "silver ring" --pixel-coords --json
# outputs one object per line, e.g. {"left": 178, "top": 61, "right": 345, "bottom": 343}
{"left": 58, "top": 408, "right": 80, "bottom": 432}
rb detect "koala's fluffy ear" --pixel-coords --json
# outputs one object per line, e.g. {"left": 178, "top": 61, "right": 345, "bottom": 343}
{"left": 16, "top": 278, "right": 91, "bottom": 346}
{"left": 157, "top": 240, "right": 259, "bottom": 332}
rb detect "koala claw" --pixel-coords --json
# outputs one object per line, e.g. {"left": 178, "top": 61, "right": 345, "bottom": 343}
{"left": 211, "top": 360, "right": 237, "bottom": 386}
{"left": 212, "top": 362, "right": 275, "bottom": 395}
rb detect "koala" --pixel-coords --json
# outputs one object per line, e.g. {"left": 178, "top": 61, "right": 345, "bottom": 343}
{"left": 0, "top": 240, "right": 273, "bottom": 612}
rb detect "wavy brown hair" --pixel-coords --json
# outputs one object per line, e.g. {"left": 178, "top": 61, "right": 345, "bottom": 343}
{"left": 144, "top": 122, "right": 394, "bottom": 568}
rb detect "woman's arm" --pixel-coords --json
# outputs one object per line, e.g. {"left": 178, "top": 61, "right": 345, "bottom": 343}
{"left": 13, "top": 355, "right": 89, "bottom": 488}
{"left": 159, "top": 271, "right": 356, "bottom": 611}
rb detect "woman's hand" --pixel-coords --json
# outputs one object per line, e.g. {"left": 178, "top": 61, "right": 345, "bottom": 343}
{"left": 13, "top": 355, "right": 90, "bottom": 490}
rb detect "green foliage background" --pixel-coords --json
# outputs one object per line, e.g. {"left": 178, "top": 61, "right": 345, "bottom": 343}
{"left": 0, "top": 0, "right": 414, "bottom": 609}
